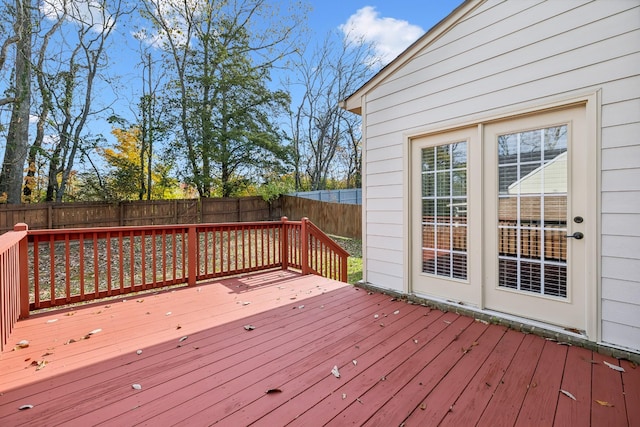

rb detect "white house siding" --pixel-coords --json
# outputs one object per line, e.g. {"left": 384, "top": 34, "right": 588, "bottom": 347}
{"left": 361, "top": 0, "right": 640, "bottom": 350}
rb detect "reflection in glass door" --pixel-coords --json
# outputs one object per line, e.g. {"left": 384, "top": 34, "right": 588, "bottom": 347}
{"left": 497, "top": 125, "right": 568, "bottom": 297}
{"left": 421, "top": 142, "right": 468, "bottom": 280}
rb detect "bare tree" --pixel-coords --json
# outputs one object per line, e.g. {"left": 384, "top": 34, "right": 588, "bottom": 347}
{"left": 288, "top": 31, "right": 374, "bottom": 191}
{"left": 42, "top": 0, "right": 130, "bottom": 202}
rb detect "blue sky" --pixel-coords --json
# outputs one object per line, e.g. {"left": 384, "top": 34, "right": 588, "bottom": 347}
{"left": 308, "top": 0, "right": 461, "bottom": 63}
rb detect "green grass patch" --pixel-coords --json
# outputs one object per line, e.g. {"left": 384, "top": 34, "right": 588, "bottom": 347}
{"left": 331, "top": 235, "right": 363, "bottom": 285}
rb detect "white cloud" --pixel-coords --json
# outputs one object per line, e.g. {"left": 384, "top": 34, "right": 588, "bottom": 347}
{"left": 41, "top": 0, "right": 116, "bottom": 33}
{"left": 339, "top": 6, "right": 424, "bottom": 66}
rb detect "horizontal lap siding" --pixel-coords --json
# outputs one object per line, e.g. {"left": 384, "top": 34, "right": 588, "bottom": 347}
{"left": 363, "top": 0, "right": 640, "bottom": 350}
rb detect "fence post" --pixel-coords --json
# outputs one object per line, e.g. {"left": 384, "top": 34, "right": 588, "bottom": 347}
{"left": 15, "top": 223, "right": 30, "bottom": 319}
{"left": 281, "top": 217, "right": 288, "bottom": 271}
{"left": 301, "top": 217, "right": 309, "bottom": 275}
{"left": 188, "top": 225, "right": 197, "bottom": 286}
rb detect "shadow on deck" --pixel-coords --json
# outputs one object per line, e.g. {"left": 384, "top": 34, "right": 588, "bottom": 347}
{"left": 1, "top": 271, "right": 638, "bottom": 426}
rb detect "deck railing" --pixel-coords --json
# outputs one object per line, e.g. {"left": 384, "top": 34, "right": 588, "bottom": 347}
{"left": 0, "top": 224, "right": 28, "bottom": 352}
{"left": 0, "top": 217, "right": 349, "bottom": 350}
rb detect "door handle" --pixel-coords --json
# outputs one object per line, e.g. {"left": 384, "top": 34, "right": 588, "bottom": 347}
{"left": 565, "top": 232, "right": 584, "bottom": 240}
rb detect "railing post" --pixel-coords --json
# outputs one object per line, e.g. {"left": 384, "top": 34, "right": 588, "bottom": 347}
{"left": 281, "top": 217, "right": 288, "bottom": 271}
{"left": 15, "top": 223, "right": 30, "bottom": 319}
{"left": 301, "top": 217, "right": 309, "bottom": 275}
{"left": 188, "top": 225, "right": 197, "bottom": 286}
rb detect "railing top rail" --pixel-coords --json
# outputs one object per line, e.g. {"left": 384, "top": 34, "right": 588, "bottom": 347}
{"left": 24, "top": 220, "right": 295, "bottom": 237}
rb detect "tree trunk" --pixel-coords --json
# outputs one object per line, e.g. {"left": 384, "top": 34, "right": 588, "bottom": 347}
{"left": 0, "top": 0, "right": 31, "bottom": 204}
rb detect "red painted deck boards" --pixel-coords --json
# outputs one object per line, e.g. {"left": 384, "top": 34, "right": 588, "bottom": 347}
{"left": 1, "top": 271, "right": 639, "bottom": 426}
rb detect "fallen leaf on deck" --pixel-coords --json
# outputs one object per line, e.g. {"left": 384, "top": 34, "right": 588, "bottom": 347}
{"left": 65, "top": 312, "right": 75, "bottom": 316}
{"left": 15, "top": 340, "right": 29, "bottom": 349}
{"left": 64, "top": 338, "right": 77, "bottom": 345}
{"left": 176, "top": 325, "right": 182, "bottom": 330}
{"left": 393, "top": 310, "right": 400, "bottom": 315}
{"left": 88, "top": 329, "right": 102, "bottom": 335}
{"left": 331, "top": 365, "right": 340, "bottom": 378}
{"left": 165, "top": 312, "right": 172, "bottom": 316}
{"left": 379, "top": 323, "right": 385, "bottom": 327}
{"left": 136, "top": 350, "right": 143, "bottom": 355}
{"left": 443, "top": 320, "right": 451, "bottom": 324}
{"left": 105, "top": 305, "right": 111, "bottom": 308}
{"left": 420, "top": 403, "right": 427, "bottom": 410}
{"left": 42, "top": 352, "right": 53, "bottom": 357}
{"left": 374, "top": 314, "right": 379, "bottom": 319}
{"left": 352, "top": 360, "right": 357, "bottom": 366}
{"left": 290, "top": 297, "right": 297, "bottom": 300}
{"left": 34, "top": 360, "right": 47, "bottom": 371}
{"left": 560, "top": 389, "right": 576, "bottom": 400}
{"left": 595, "top": 399, "right": 614, "bottom": 407}
{"left": 137, "top": 299, "right": 144, "bottom": 303}
{"left": 603, "top": 361, "right": 625, "bottom": 372}
{"left": 18, "top": 404, "right": 34, "bottom": 410}
{"left": 342, "top": 393, "right": 347, "bottom": 399}
{"left": 265, "top": 388, "right": 282, "bottom": 394}
{"left": 132, "top": 384, "right": 142, "bottom": 390}
{"left": 179, "top": 336, "right": 188, "bottom": 343}
{"left": 244, "top": 325, "right": 256, "bottom": 331}
{"left": 242, "top": 301, "right": 251, "bottom": 306}
{"left": 414, "top": 339, "right": 418, "bottom": 344}
{"left": 46, "top": 319, "right": 58, "bottom": 323}
{"left": 298, "top": 305, "right": 305, "bottom": 309}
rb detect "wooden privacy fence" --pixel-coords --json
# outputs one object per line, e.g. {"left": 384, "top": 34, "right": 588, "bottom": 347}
{"left": 281, "top": 195, "right": 361, "bottom": 239}
{"left": 0, "top": 197, "right": 282, "bottom": 233}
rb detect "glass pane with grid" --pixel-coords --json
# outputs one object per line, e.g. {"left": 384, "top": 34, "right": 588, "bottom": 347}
{"left": 497, "top": 125, "right": 568, "bottom": 297}
{"left": 421, "top": 142, "right": 467, "bottom": 280}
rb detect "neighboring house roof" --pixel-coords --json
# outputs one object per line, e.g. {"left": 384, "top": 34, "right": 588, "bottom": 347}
{"left": 508, "top": 151, "right": 568, "bottom": 195}
{"left": 342, "top": 0, "right": 483, "bottom": 115}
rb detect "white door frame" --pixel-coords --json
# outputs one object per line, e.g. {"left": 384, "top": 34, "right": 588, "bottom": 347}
{"left": 404, "top": 92, "right": 599, "bottom": 340}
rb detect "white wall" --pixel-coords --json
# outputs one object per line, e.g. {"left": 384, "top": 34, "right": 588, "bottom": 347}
{"left": 361, "top": 0, "right": 640, "bottom": 351}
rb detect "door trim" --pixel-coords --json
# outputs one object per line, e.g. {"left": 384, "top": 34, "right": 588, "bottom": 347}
{"left": 403, "top": 91, "right": 599, "bottom": 340}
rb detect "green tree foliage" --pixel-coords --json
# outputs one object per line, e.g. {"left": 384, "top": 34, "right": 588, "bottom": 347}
{"left": 141, "top": 0, "right": 306, "bottom": 198}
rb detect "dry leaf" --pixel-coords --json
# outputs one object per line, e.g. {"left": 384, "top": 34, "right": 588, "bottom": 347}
{"left": 374, "top": 314, "right": 379, "bottom": 319}
{"left": 298, "top": 305, "right": 305, "bottom": 309}
{"left": 603, "top": 361, "right": 625, "bottom": 372}
{"left": 342, "top": 393, "right": 347, "bottom": 399}
{"left": 393, "top": 310, "right": 400, "bottom": 315}
{"left": 88, "top": 329, "right": 102, "bottom": 335}
{"left": 136, "top": 350, "right": 142, "bottom": 355}
{"left": 352, "top": 360, "right": 357, "bottom": 366}
{"left": 46, "top": 319, "right": 58, "bottom": 323}
{"left": 242, "top": 301, "right": 251, "bottom": 306}
{"left": 244, "top": 325, "right": 256, "bottom": 331}
{"left": 443, "top": 320, "right": 451, "bottom": 324}
{"left": 18, "top": 404, "right": 34, "bottom": 410}
{"left": 137, "top": 299, "right": 144, "bottom": 303}
{"left": 179, "top": 336, "right": 188, "bottom": 342}
{"left": 420, "top": 403, "right": 427, "bottom": 410}
{"left": 265, "top": 388, "right": 282, "bottom": 394}
{"left": 132, "top": 384, "right": 142, "bottom": 390}
{"left": 165, "top": 312, "right": 172, "bottom": 316}
{"left": 35, "top": 360, "right": 47, "bottom": 371}
{"left": 64, "top": 338, "right": 77, "bottom": 345}
{"left": 15, "top": 340, "right": 29, "bottom": 349}
{"left": 414, "top": 339, "right": 418, "bottom": 344}
{"left": 595, "top": 399, "right": 614, "bottom": 407}
{"left": 176, "top": 325, "right": 182, "bottom": 330}
{"left": 331, "top": 365, "right": 340, "bottom": 378}
{"left": 560, "top": 389, "right": 576, "bottom": 400}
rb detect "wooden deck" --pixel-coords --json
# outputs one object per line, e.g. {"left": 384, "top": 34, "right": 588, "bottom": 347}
{"left": 1, "top": 271, "right": 638, "bottom": 426}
